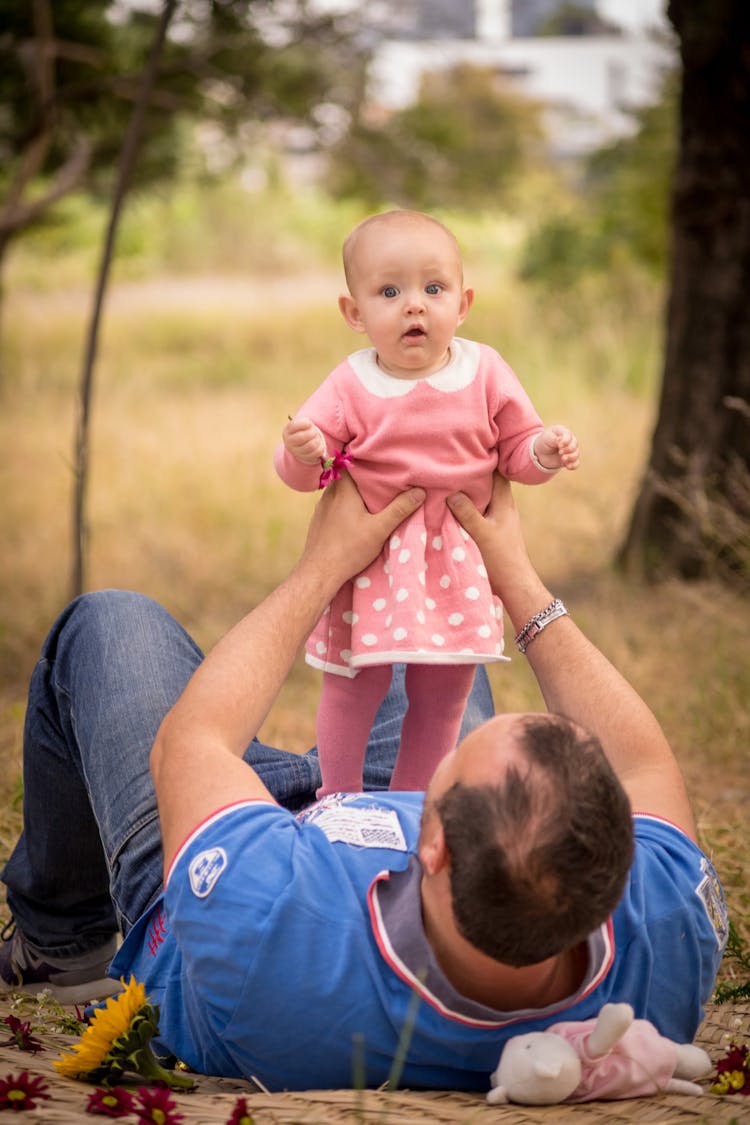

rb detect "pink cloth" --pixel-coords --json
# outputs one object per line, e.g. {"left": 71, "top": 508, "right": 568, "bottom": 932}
{"left": 548, "top": 1019, "right": 678, "bottom": 1102}
{"left": 274, "top": 338, "right": 554, "bottom": 677}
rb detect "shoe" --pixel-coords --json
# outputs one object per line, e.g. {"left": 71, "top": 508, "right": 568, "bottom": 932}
{"left": 0, "top": 921, "right": 121, "bottom": 1004}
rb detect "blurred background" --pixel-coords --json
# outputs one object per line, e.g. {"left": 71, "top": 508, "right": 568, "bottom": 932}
{"left": 0, "top": 0, "right": 748, "bottom": 991}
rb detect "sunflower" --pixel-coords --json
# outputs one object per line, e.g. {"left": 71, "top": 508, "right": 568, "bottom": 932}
{"left": 54, "top": 976, "right": 193, "bottom": 1090}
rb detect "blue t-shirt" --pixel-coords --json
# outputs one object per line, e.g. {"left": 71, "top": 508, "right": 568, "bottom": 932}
{"left": 110, "top": 795, "right": 727, "bottom": 1092}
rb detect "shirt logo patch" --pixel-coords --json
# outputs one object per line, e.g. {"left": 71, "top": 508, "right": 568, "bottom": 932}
{"left": 300, "top": 800, "right": 407, "bottom": 851}
{"left": 189, "top": 847, "right": 227, "bottom": 898}
{"left": 696, "top": 856, "right": 728, "bottom": 950}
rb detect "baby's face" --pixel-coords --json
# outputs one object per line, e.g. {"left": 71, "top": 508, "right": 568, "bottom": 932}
{"left": 342, "top": 217, "right": 472, "bottom": 380}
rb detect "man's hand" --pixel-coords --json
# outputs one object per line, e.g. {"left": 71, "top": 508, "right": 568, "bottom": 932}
{"left": 447, "top": 474, "right": 534, "bottom": 608}
{"left": 283, "top": 416, "right": 327, "bottom": 464}
{"left": 448, "top": 474, "right": 697, "bottom": 840}
{"left": 300, "top": 474, "right": 426, "bottom": 592}
{"left": 533, "top": 425, "right": 580, "bottom": 471}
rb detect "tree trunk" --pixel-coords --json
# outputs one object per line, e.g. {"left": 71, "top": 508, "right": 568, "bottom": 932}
{"left": 71, "top": 0, "right": 178, "bottom": 598}
{"left": 618, "top": 0, "right": 750, "bottom": 583}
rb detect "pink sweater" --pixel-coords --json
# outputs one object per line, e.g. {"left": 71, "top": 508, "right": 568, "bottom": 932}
{"left": 275, "top": 338, "right": 554, "bottom": 677}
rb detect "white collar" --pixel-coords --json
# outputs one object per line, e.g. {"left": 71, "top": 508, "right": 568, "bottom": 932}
{"left": 347, "top": 337, "right": 480, "bottom": 398}
{"left": 368, "top": 858, "right": 615, "bottom": 1028}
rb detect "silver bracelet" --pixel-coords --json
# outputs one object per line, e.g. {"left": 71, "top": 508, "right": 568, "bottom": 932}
{"left": 514, "top": 598, "right": 568, "bottom": 654}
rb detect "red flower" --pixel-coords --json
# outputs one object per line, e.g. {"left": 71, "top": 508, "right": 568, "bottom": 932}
{"left": 226, "top": 1096, "right": 255, "bottom": 1124}
{"left": 0, "top": 1071, "right": 51, "bottom": 1112}
{"left": 135, "top": 1085, "right": 185, "bottom": 1124}
{"left": 711, "top": 1041, "right": 750, "bottom": 1095}
{"left": 86, "top": 1085, "right": 137, "bottom": 1117}
{"left": 0, "top": 1017, "right": 43, "bottom": 1055}
{"left": 318, "top": 448, "right": 353, "bottom": 488}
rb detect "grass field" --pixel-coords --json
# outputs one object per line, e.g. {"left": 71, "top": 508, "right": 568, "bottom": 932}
{"left": 1, "top": 211, "right": 749, "bottom": 994}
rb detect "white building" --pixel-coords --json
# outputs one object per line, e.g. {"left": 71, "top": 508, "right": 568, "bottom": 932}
{"left": 363, "top": 0, "right": 674, "bottom": 157}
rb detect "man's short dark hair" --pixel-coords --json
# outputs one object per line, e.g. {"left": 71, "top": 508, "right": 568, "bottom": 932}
{"left": 435, "top": 715, "right": 634, "bottom": 967}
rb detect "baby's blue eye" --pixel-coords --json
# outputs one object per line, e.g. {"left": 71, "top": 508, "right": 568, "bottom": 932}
{"left": 425, "top": 283, "right": 442, "bottom": 295}
{"left": 382, "top": 286, "right": 398, "bottom": 298}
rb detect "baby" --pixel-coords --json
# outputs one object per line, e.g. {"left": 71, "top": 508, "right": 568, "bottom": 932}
{"left": 275, "top": 209, "right": 579, "bottom": 797}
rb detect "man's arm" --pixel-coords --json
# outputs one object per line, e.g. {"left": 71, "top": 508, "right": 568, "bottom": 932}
{"left": 151, "top": 477, "right": 426, "bottom": 873}
{"left": 447, "top": 479, "right": 697, "bottom": 841}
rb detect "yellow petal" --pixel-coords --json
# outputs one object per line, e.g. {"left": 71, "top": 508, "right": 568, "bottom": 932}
{"left": 54, "top": 976, "right": 149, "bottom": 1079}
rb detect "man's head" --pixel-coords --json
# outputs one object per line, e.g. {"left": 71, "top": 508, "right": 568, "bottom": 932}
{"left": 419, "top": 713, "right": 634, "bottom": 967}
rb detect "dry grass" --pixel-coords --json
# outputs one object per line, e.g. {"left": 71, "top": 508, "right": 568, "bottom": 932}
{"left": 0, "top": 264, "right": 748, "bottom": 996}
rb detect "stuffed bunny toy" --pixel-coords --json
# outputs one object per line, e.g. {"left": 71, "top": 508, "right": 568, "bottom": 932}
{"left": 487, "top": 1003, "right": 712, "bottom": 1105}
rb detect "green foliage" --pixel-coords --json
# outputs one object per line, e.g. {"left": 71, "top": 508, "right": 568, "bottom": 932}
{"left": 0, "top": 2, "right": 182, "bottom": 197}
{"left": 535, "top": 2, "right": 622, "bottom": 37}
{"left": 0, "top": 1, "right": 367, "bottom": 251}
{"left": 715, "top": 921, "right": 750, "bottom": 1003}
{"left": 326, "top": 63, "right": 545, "bottom": 209}
{"left": 585, "top": 67, "right": 678, "bottom": 271}
{"left": 520, "top": 66, "right": 678, "bottom": 283}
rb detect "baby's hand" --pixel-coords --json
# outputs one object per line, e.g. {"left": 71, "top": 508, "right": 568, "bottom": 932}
{"left": 283, "top": 416, "right": 327, "bottom": 465}
{"left": 534, "top": 425, "right": 580, "bottom": 471}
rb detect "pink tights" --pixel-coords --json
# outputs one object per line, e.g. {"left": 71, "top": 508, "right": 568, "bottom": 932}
{"left": 315, "top": 663, "right": 477, "bottom": 799}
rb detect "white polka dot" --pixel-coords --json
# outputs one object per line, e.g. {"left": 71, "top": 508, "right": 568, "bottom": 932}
{"left": 425, "top": 598, "right": 436, "bottom": 610}
{"left": 340, "top": 649, "right": 352, "bottom": 662}
{"left": 383, "top": 561, "right": 390, "bottom": 575}
{"left": 316, "top": 641, "right": 326, "bottom": 654}
{"left": 432, "top": 536, "right": 443, "bottom": 550}
{"left": 451, "top": 547, "right": 466, "bottom": 562}
{"left": 448, "top": 613, "right": 464, "bottom": 626}
{"left": 362, "top": 633, "right": 378, "bottom": 646}
{"left": 420, "top": 532, "right": 427, "bottom": 545}
{"left": 396, "top": 588, "right": 409, "bottom": 602}
{"left": 385, "top": 614, "right": 393, "bottom": 627}
{"left": 460, "top": 648, "right": 475, "bottom": 655}
{"left": 342, "top": 611, "right": 358, "bottom": 624}
{"left": 390, "top": 535, "right": 401, "bottom": 549}
{"left": 416, "top": 611, "right": 425, "bottom": 624}
{"left": 477, "top": 563, "right": 488, "bottom": 578}
{"left": 355, "top": 576, "right": 371, "bottom": 588}
{"left": 465, "top": 587, "right": 480, "bottom": 601}
{"left": 477, "top": 625, "right": 492, "bottom": 638}
{"left": 460, "top": 527, "right": 469, "bottom": 540}
{"left": 373, "top": 598, "right": 386, "bottom": 611}
{"left": 418, "top": 571, "right": 426, "bottom": 585}
{"left": 432, "top": 634, "right": 446, "bottom": 646}
{"left": 398, "top": 548, "right": 411, "bottom": 564}
{"left": 439, "top": 575, "right": 451, "bottom": 589}
{"left": 496, "top": 642, "right": 504, "bottom": 655}
{"left": 393, "top": 627, "right": 407, "bottom": 641}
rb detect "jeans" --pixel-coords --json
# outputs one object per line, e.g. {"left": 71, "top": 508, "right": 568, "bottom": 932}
{"left": 1, "top": 591, "right": 495, "bottom": 957}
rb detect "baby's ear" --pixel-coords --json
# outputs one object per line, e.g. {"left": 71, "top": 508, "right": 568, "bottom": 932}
{"left": 457, "top": 286, "right": 474, "bottom": 325}
{"left": 338, "top": 293, "right": 366, "bottom": 332}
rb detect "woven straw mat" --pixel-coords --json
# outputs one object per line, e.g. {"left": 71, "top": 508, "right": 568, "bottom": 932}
{"left": 0, "top": 997, "right": 747, "bottom": 1124}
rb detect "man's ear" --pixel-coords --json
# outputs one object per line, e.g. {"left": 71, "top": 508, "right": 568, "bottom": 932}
{"left": 339, "top": 293, "right": 367, "bottom": 333}
{"left": 419, "top": 820, "right": 450, "bottom": 877}
{"left": 457, "top": 287, "right": 474, "bottom": 327}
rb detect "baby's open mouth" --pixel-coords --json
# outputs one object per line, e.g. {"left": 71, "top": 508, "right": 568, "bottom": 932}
{"left": 404, "top": 327, "right": 425, "bottom": 337}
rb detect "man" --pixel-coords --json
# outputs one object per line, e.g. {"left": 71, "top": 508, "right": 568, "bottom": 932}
{"left": 0, "top": 476, "right": 726, "bottom": 1092}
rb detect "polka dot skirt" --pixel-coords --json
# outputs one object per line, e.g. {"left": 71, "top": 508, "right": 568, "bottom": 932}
{"left": 306, "top": 507, "right": 508, "bottom": 678}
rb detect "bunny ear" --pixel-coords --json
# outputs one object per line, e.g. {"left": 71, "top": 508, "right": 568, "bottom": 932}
{"left": 486, "top": 1085, "right": 510, "bottom": 1105}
